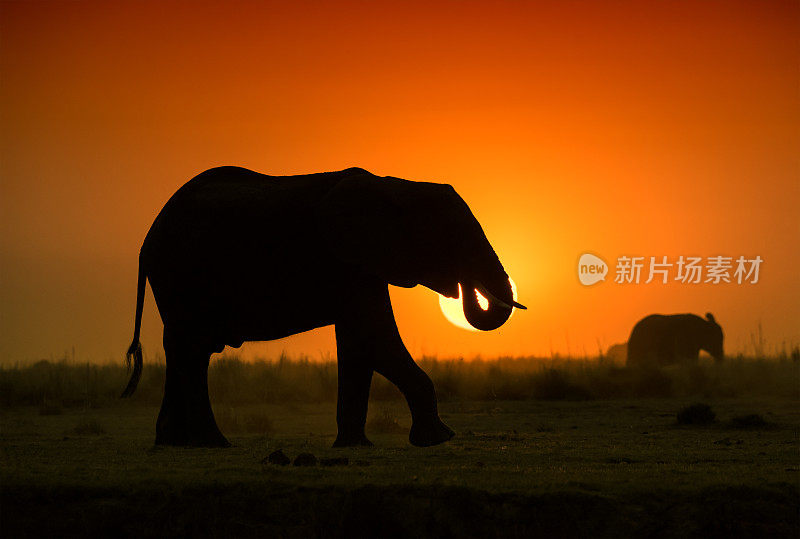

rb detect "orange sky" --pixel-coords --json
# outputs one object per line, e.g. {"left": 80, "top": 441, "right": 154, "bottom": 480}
{"left": 1, "top": 0, "right": 798, "bottom": 363}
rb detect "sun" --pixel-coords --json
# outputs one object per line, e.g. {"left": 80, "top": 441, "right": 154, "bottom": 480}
{"left": 439, "top": 279, "right": 518, "bottom": 331}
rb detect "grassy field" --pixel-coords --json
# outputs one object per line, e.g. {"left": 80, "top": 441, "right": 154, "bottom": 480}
{"left": 1, "top": 357, "right": 798, "bottom": 537}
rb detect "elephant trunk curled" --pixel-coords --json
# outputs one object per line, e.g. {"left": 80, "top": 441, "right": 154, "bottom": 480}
{"left": 454, "top": 227, "right": 524, "bottom": 331}
{"left": 461, "top": 279, "right": 515, "bottom": 331}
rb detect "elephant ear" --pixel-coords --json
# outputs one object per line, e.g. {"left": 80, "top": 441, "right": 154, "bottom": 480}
{"left": 706, "top": 312, "right": 717, "bottom": 324}
{"left": 316, "top": 173, "right": 418, "bottom": 287}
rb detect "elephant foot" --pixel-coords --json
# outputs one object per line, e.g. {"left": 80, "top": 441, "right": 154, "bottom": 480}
{"left": 409, "top": 418, "right": 455, "bottom": 447}
{"left": 332, "top": 433, "right": 374, "bottom": 448}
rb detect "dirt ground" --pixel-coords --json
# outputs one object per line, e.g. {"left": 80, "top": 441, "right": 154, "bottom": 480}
{"left": 2, "top": 397, "right": 798, "bottom": 537}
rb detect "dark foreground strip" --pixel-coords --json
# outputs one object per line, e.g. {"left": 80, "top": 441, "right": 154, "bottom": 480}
{"left": 2, "top": 482, "right": 797, "bottom": 538}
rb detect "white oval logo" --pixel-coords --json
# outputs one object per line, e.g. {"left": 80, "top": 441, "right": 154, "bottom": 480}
{"left": 578, "top": 253, "right": 608, "bottom": 286}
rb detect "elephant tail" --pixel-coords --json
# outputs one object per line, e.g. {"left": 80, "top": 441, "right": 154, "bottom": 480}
{"left": 121, "top": 256, "right": 146, "bottom": 398}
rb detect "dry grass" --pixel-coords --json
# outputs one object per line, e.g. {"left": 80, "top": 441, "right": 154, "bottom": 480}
{"left": 1, "top": 354, "right": 798, "bottom": 410}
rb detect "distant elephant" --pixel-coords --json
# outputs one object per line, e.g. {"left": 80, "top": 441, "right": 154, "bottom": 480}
{"left": 626, "top": 313, "right": 723, "bottom": 367}
{"left": 121, "top": 166, "right": 525, "bottom": 448}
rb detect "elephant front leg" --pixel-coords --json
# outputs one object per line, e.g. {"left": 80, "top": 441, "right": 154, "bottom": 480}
{"left": 337, "top": 283, "right": 454, "bottom": 447}
{"left": 156, "top": 332, "right": 230, "bottom": 448}
{"left": 375, "top": 347, "right": 455, "bottom": 447}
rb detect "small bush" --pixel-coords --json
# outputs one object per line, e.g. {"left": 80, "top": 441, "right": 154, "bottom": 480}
{"left": 367, "top": 408, "right": 405, "bottom": 434}
{"left": 676, "top": 403, "right": 716, "bottom": 425}
{"left": 730, "top": 414, "right": 769, "bottom": 429}
{"left": 72, "top": 420, "right": 106, "bottom": 435}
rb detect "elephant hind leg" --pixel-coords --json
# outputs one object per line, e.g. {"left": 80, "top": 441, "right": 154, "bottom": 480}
{"left": 156, "top": 332, "right": 230, "bottom": 448}
{"left": 331, "top": 348, "right": 374, "bottom": 448}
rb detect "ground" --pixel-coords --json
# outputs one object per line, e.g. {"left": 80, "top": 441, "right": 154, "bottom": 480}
{"left": 2, "top": 397, "right": 798, "bottom": 537}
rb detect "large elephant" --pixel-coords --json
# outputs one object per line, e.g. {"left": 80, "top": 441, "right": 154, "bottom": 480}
{"left": 121, "top": 166, "right": 525, "bottom": 448}
{"left": 626, "top": 313, "right": 724, "bottom": 367}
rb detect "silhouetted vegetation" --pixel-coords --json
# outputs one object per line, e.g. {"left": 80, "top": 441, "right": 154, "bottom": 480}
{"left": 0, "top": 354, "right": 798, "bottom": 409}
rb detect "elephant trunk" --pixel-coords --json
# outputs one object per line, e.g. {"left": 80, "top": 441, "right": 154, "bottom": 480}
{"left": 461, "top": 280, "right": 514, "bottom": 331}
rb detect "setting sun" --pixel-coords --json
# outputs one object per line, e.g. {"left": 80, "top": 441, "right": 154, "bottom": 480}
{"left": 0, "top": 0, "right": 796, "bottom": 361}
{"left": 439, "top": 279, "right": 518, "bottom": 331}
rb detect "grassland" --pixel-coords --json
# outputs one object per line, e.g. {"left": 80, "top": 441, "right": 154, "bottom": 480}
{"left": 1, "top": 356, "right": 798, "bottom": 537}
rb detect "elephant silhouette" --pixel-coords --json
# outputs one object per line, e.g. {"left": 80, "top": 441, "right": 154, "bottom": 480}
{"left": 626, "top": 313, "right": 724, "bottom": 367}
{"left": 121, "top": 166, "right": 525, "bottom": 448}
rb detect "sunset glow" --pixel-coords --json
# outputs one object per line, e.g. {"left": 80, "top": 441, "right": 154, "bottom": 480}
{"left": 1, "top": 0, "right": 798, "bottom": 363}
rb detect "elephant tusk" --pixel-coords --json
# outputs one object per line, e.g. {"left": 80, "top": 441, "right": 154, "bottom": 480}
{"left": 473, "top": 281, "right": 527, "bottom": 310}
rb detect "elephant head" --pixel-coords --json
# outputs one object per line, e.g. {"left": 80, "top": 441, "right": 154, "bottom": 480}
{"left": 317, "top": 170, "right": 525, "bottom": 331}
{"left": 704, "top": 312, "right": 724, "bottom": 360}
